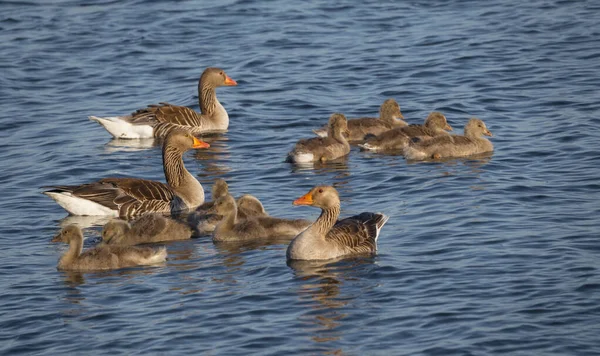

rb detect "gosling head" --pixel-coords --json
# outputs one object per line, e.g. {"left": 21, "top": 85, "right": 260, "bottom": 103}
{"left": 101, "top": 220, "right": 130, "bottom": 244}
{"left": 380, "top": 98, "right": 404, "bottom": 121}
{"left": 425, "top": 112, "right": 453, "bottom": 131}
{"left": 209, "top": 194, "right": 237, "bottom": 216}
{"left": 328, "top": 113, "right": 350, "bottom": 138}
{"left": 465, "top": 118, "right": 492, "bottom": 137}
{"left": 237, "top": 194, "right": 266, "bottom": 216}
{"left": 212, "top": 178, "right": 229, "bottom": 200}
{"left": 51, "top": 225, "right": 83, "bottom": 244}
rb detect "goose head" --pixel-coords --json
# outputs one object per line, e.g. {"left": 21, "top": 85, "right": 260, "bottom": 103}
{"left": 425, "top": 112, "right": 453, "bottom": 131}
{"left": 465, "top": 118, "right": 492, "bottom": 137}
{"left": 380, "top": 98, "right": 404, "bottom": 122}
{"left": 51, "top": 225, "right": 83, "bottom": 243}
{"left": 163, "top": 130, "right": 210, "bottom": 152}
{"left": 102, "top": 220, "right": 129, "bottom": 243}
{"left": 293, "top": 185, "right": 340, "bottom": 209}
{"left": 212, "top": 178, "right": 229, "bottom": 200}
{"left": 327, "top": 113, "right": 350, "bottom": 138}
{"left": 200, "top": 67, "right": 238, "bottom": 88}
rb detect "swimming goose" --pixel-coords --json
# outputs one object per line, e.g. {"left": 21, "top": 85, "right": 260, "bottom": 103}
{"left": 43, "top": 130, "right": 209, "bottom": 218}
{"left": 287, "top": 113, "right": 350, "bottom": 163}
{"left": 52, "top": 225, "right": 167, "bottom": 271}
{"left": 101, "top": 214, "right": 192, "bottom": 246}
{"left": 359, "top": 112, "right": 453, "bottom": 151}
{"left": 90, "top": 67, "right": 237, "bottom": 139}
{"left": 287, "top": 186, "right": 389, "bottom": 261}
{"left": 210, "top": 194, "right": 311, "bottom": 242}
{"left": 312, "top": 99, "right": 406, "bottom": 141}
{"left": 404, "top": 118, "right": 493, "bottom": 160}
{"left": 190, "top": 193, "right": 268, "bottom": 235}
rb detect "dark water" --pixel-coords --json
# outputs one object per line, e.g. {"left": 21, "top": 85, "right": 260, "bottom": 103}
{"left": 2, "top": 0, "right": 600, "bottom": 354}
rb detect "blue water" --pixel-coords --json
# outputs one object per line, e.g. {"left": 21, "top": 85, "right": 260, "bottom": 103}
{"left": 1, "top": 0, "right": 600, "bottom": 354}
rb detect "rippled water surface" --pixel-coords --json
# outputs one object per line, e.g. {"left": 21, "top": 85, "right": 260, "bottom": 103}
{"left": 2, "top": 0, "right": 600, "bottom": 354}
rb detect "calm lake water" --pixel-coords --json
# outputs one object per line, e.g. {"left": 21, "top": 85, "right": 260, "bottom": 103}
{"left": 1, "top": 0, "right": 600, "bottom": 355}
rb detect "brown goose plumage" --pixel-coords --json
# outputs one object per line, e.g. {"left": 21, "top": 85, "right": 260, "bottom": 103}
{"left": 89, "top": 67, "right": 238, "bottom": 139}
{"left": 312, "top": 99, "right": 406, "bottom": 141}
{"left": 404, "top": 118, "right": 493, "bottom": 160}
{"left": 287, "top": 113, "right": 351, "bottom": 163}
{"left": 101, "top": 214, "right": 192, "bottom": 246}
{"left": 359, "top": 112, "right": 453, "bottom": 151}
{"left": 210, "top": 194, "right": 311, "bottom": 242}
{"left": 43, "top": 130, "right": 209, "bottom": 218}
{"left": 287, "top": 186, "right": 389, "bottom": 261}
{"left": 52, "top": 225, "right": 167, "bottom": 271}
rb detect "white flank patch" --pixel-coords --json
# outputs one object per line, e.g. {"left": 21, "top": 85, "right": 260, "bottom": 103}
{"left": 89, "top": 116, "right": 154, "bottom": 139}
{"left": 291, "top": 152, "right": 315, "bottom": 163}
{"left": 312, "top": 129, "right": 327, "bottom": 137}
{"left": 44, "top": 192, "right": 119, "bottom": 216}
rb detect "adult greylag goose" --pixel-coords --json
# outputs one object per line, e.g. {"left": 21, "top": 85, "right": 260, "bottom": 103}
{"left": 90, "top": 67, "right": 237, "bottom": 139}
{"left": 43, "top": 130, "right": 209, "bottom": 218}
{"left": 52, "top": 225, "right": 167, "bottom": 271}
{"left": 287, "top": 186, "right": 389, "bottom": 261}
{"left": 312, "top": 99, "right": 406, "bottom": 141}
{"left": 190, "top": 193, "right": 268, "bottom": 236}
{"left": 287, "top": 113, "right": 350, "bottom": 164}
{"left": 404, "top": 118, "right": 493, "bottom": 160}
{"left": 210, "top": 194, "right": 311, "bottom": 242}
{"left": 101, "top": 214, "right": 192, "bottom": 246}
{"left": 359, "top": 112, "right": 453, "bottom": 151}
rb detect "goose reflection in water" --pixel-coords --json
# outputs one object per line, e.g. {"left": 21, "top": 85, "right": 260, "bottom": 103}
{"left": 288, "top": 258, "right": 376, "bottom": 350}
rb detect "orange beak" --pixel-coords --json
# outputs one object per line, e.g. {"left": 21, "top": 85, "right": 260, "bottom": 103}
{"left": 192, "top": 136, "right": 210, "bottom": 149}
{"left": 484, "top": 129, "right": 493, "bottom": 137}
{"left": 224, "top": 75, "right": 237, "bottom": 86}
{"left": 445, "top": 123, "right": 453, "bottom": 131}
{"left": 293, "top": 192, "right": 314, "bottom": 206}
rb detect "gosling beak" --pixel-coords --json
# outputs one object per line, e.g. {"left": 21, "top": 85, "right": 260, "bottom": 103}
{"left": 484, "top": 129, "right": 493, "bottom": 137}
{"left": 224, "top": 75, "right": 238, "bottom": 86}
{"left": 192, "top": 136, "right": 210, "bottom": 149}
{"left": 398, "top": 113, "right": 404, "bottom": 119}
{"left": 445, "top": 123, "right": 453, "bottom": 131}
{"left": 51, "top": 234, "right": 61, "bottom": 243}
{"left": 293, "top": 192, "right": 314, "bottom": 206}
{"left": 343, "top": 128, "right": 351, "bottom": 138}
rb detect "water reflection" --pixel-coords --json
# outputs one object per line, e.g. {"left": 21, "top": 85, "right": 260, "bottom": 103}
{"left": 191, "top": 135, "right": 232, "bottom": 178}
{"left": 104, "top": 138, "right": 160, "bottom": 153}
{"left": 288, "top": 258, "right": 376, "bottom": 352}
{"left": 289, "top": 156, "right": 350, "bottom": 177}
{"left": 59, "top": 215, "right": 113, "bottom": 229}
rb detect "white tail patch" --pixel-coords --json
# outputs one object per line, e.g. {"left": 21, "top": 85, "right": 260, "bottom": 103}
{"left": 44, "top": 191, "right": 119, "bottom": 217}
{"left": 374, "top": 213, "right": 390, "bottom": 242}
{"left": 89, "top": 116, "right": 154, "bottom": 139}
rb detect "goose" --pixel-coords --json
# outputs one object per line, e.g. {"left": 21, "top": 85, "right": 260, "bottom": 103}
{"left": 90, "top": 67, "right": 237, "bottom": 139}
{"left": 43, "top": 130, "right": 209, "bottom": 218}
{"left": 101, "top": 214, "right": 192, "bottom": 246}
{"left": 287, "top": 113, "right": 350, "bottom": 163}
{"left": 359, "top": 112, "right": 453, "bottom": 151}
{"left": 210, "top": 194, "right": 311, "bottom": 242}
{"left": 52, "top": 225, "right": 167, "bottom": 271}
{"left": 190, "top": 194, "right": 268, "bottom": 236}
{"left": 194, "top": 178, "right": 229, "bottom": 213}
{"left": 287, "top": 185, "right": 389, "bottom": 261}
{"left": 312, "top": 99, "right": 406, "bottom": 141}
{"left": 404, "top": 118, "right": 493, "bottom": 160}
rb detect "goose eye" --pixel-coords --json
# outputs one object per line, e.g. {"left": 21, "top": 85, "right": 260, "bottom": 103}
{"left": 219, "top": 71, "right": 224, "bottom": 75}
{"left": 318, "top": 189, "right": 323, "bottom": 193}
